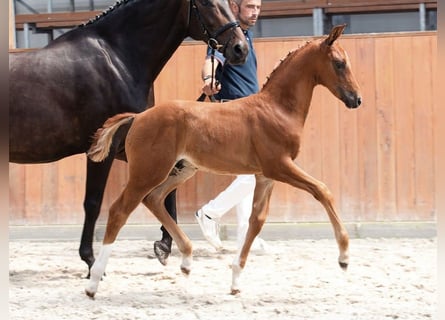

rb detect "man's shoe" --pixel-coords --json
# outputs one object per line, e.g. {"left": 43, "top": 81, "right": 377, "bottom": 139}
{"left": 195, "top": 210, "right": 223, "bottom": 249}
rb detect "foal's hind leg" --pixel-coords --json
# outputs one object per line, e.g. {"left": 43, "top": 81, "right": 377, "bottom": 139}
{"left": 142, "top": 160, "right": 198, "bottom": 273}
{"left": 231, "top": 175, "right": 275, "bottom": 295}
{"left": 273, "top": 159, "right": 349, "bottom": 269}
{"left": 85, "top": 182, "right": 150, "bottom": 298}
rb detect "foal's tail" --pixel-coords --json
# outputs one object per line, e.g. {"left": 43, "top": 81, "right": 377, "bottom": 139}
{"left": 87, "top": 112, "right": 136, "bottom": 162}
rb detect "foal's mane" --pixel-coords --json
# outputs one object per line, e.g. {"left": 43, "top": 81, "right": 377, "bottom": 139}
{"left": 261, "top": 40, "right": 313, "bottom": 89}
{"left": 80, "top": 0, "right": 133, "bottom": 27}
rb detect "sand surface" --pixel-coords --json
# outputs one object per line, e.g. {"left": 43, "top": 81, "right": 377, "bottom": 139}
{"left": 9, "top": 238, "right": 436, "bottom": 319}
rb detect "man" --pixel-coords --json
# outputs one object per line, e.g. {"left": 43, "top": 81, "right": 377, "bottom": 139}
{"left": 154, "top": 0, "right": 265, "bottom": 265}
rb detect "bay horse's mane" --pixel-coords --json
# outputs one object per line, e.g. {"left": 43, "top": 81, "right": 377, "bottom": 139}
{"left": 81, "top": 0, "right": 133, "bottom": 27}
{"left": 261, "top": 40, "right": 312, "bottom": 89}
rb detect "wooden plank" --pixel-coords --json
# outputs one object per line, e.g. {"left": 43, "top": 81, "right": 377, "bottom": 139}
{"left": 9, "top": 164, "right": 26, "bottom": 224}
{"left": 392, "top": 36, "right": 416, "bottom": 218}
{"left": 374, "top": 36, "right": 397, "bottom": 220}
{"left": 24, "top": 164, "right": 43, "bottom": 223}
{"left": 14, "top": 11, "right": 100, "bottom": 29}
{"left": 337, "top": 38, "right": 360, "bottom": 220}
{"left": 40, "top": 161, "right": 59, "bottom": 223}
{"left": 355, "top": 36, "right": 379, "bottom": 221}
{"left": 412, "top": 35, "right": 435, "bottom": 220}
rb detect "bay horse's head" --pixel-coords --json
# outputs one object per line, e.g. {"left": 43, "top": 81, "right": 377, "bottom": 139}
{"left": 317, "top": 24, "right": 362, "bottom": 109}
{"left": 188, "top": 0, "right": 249, "bottom": 65}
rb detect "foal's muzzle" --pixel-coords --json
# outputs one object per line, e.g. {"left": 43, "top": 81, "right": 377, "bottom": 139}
{"left": 341, "top": 90, "right": 362, "bottom": 109}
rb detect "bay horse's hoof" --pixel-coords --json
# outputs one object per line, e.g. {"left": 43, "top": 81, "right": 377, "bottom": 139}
{"left": 339, "top": 261, "right": 348, "bottom": 270}
{"left": 85, "top": 289, "right": 95, "bottom": 299}
{"left": 154, "top": 240, "right": 171, "bottom": 266}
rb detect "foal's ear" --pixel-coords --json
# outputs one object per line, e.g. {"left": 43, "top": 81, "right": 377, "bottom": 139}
{"left": 324, "top": 24, "right": 346, "bottom": 46}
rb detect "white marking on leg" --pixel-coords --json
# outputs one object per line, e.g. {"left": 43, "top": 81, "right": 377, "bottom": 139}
{"left": 339, "top": 249, "right": 350, "bottom": 266}
{"left": 85, "top": 244, "right": 113, "bottom": 297}
{"left": 231, "top": 255, "right": 243, "bottom": 294}
{"left": 180, "top": 254, "right": 193, "bottom": 275}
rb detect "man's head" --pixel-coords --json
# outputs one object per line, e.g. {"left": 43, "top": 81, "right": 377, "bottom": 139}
{"left": 230, "top": 0, "right": 261, "bottom": 30}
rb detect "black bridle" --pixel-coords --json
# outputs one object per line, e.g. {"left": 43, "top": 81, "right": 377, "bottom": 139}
{"left": 189, "top": 0, "right": 240, "bottom": 51}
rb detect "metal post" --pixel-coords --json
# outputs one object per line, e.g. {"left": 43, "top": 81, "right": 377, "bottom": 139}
{"left": 313, "top": 8, "right": 324, "bottom": 36}
{"left": 24, "top": 22, "right": 30, "bottom": 48}
{"left": 419, "top": 3, "right": 426, "bottom": 31}
{"left": 47, "top": 0, "right": 53, "bottom": 13}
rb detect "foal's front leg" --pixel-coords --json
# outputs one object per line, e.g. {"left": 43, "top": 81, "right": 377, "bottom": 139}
{"left": 231, "top": 175, "right": 275, "bottom": 295}
{"left": 274, "top": 158, "right": 349, "bottom": 269}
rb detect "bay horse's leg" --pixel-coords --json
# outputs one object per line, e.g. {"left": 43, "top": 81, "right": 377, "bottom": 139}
{"left": 80, "top": 156, "right": 115, "bottom": 277}
{"left": 85, "top": 180, "right": 149, "bottom": 298}
{"left": 231, "top": 175, "right": 275, "bottom": 295}
{"left": 143, "top": 160, "right": 198, "bottom": 273}
{"left": 273, "top": 159, "right": 350, "bottom": 269}
{"left": 153, "top": 189, "right": 177, "bottom": 265}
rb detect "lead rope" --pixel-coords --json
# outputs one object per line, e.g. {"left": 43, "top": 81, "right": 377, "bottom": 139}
{"left": 197, "top": 38, "right": 219, "bottom": 102}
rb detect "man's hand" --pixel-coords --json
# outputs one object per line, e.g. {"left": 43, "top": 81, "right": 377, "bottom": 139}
{"left": 202, "top": 77, "right": 221, "bottom": 96}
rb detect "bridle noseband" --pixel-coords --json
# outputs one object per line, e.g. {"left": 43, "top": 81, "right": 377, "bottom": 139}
{"left": 189, "top": 0, "right": 241, "bottom": 50}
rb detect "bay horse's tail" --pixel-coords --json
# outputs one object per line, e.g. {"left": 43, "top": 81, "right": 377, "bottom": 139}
{"left": 87, "top": 112, "right": 136, "bottom": 162}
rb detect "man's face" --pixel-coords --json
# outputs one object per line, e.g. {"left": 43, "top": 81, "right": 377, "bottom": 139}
{"left": 231, "top": 0, "right": 261, "bottom": 29}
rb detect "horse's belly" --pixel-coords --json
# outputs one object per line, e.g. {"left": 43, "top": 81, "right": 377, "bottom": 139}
{"left": 182, "top": 153, "right": 259, "bottom": 176}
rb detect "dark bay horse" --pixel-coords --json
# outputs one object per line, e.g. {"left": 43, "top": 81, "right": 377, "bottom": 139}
{"left": 85, "top": 24, "right": 361, "bottom": 297}
{"left": 9, "top": 0, "right": 249, "bottom": 276}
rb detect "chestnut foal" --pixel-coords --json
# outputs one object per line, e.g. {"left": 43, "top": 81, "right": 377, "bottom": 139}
{"left": 85, "top": 24, "right": 361, "bottom": 298}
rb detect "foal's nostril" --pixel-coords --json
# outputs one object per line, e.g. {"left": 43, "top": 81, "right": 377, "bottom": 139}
{"left": 357, "top": 96, "right": 362, "bottom": 106}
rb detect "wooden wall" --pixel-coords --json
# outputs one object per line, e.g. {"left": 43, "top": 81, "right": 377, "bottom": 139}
{"left": 9, "top": 31, "right": 437, "bottom": 226}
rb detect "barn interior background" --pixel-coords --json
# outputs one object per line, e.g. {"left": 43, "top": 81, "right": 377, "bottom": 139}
{"left": 9, "top": 0, "right": 438, "bottom": 239}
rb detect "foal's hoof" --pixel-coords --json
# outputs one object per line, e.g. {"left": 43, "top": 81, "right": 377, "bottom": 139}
{"left": 154, "top": 240, "right": 171, "bottom": 266}
{"left": 85, "top": 290, "right": 95, "bottom": 299}
{"left": 339, "top": 261, "right": 348, "bottom": 271}
{"left": 230, "top": 288, "right": 241, "bottom": 295}
{"left": 180, "top": 266, "right": 191, "bottom": 276}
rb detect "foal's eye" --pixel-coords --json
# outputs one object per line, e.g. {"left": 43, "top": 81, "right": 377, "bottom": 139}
{"left": 334, "top": 60, "right": 346, "bottom": 70}
{"left": 199, "top": 0, "right": 211, "bottom": 6}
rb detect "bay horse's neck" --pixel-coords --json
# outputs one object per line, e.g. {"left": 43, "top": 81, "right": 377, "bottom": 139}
{"left": 260, "top": 42, "right": 319, "bottom": 127}
{"left": 56, "top": 0, "right": 189, "bottom": 85}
